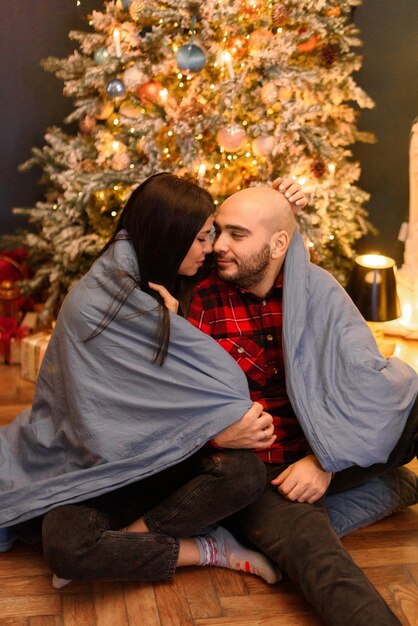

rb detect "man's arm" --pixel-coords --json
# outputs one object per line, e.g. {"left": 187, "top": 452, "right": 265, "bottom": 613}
{"left": 188, "top": 288, "right": 276, "bottom": 451}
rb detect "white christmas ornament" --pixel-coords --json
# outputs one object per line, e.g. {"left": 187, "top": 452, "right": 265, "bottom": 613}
{"left": 216, "top": 124, "right": 246, "bottom": 152}
{"left": 252, "top": 135, "right": 274, "bottom": 157}
{"left": 123, "top": 65, "right": 147, "bottom": 91}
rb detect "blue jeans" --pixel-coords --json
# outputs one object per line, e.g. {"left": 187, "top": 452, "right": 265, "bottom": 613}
{"left": 41, "top": 448, "right": 266, "bottom": 581}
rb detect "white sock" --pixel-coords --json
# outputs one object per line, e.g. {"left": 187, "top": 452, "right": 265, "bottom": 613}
{"left": 194, "top": 525, "right": 281, "bottom": 584}
{"left": 52, "top": 574, "right": 72, "bottom": 589}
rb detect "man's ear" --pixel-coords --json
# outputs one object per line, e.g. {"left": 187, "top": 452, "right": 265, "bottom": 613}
{"left": 270, "top": 230, "right": 290, "bottom": 259}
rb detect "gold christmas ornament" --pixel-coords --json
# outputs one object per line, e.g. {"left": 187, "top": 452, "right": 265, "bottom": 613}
{"left": 119, "top": 100, "right": 143, "bottom": 118}
{"left": 95, "top": 100, "right": 114, "bottom": 120}
{"left": 89, "top": 187, "right": 127, "bottom": 237}
{"left": 226, "top": 35, "right": 248, "bottom": 58}
{"left": 216, "top": 124, "right": 247, "bottom": 152}
{"left": 278, "top": 85, "right": 293, "bottom": 100}
{"left": 138, "top": 81, "right": 164, "bottom": 105}
{"left": 106, "top": 113, "right": 121, "bottom": 129}
{"left": 252, "top": 135, "right": 274, "bottom": 157}
{"left": 261, "top": 82, "right": 279, "bottom": 106}
{"left": 79, "top": 115, "right": 96, "bottom": 134}
{"left": 248, "top": 29, "right": 273, "bottom": 54}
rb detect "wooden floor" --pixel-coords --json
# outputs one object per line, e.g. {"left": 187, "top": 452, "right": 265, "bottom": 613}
{"left": 1, "top": 363, "right": 417, "bottom": 626}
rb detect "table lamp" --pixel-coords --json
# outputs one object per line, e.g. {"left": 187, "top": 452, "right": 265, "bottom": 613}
{"left": 346, "top": 254, "right": 401, "bottom": 356}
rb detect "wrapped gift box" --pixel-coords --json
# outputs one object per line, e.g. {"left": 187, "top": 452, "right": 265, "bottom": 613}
{"left": 0, "top": 317, "right": 31, "bottom": 364}
{"left": 21, "top": 331, "right": 52, "bottom": 382}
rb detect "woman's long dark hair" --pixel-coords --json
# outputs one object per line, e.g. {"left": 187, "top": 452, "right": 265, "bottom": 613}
{"left": 92, "top": 172, "right": 214, "bottom": 364}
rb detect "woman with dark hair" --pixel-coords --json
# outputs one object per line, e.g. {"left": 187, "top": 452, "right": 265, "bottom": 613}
{"left": 1, "top": 172, "right": 306, "bottom": 587}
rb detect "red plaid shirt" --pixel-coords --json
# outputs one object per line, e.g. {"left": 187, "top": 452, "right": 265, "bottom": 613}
{"left": 188, "top": 269, "right": 309, "bottom": 464}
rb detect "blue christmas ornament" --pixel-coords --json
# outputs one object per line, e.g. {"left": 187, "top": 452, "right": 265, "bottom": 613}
{"left": 176, "top": 43, "right": 206, "bottom": 73}
{"left": 94, "top": 47, "right": 110, "bottom": 65}
{"left": 106, "top": 79, "right": 126, "bottom": 99}
{"left": 122, "top": 0, "right": 133, "bottom": 8}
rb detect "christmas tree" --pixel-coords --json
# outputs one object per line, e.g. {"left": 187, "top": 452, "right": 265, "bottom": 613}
{"left": 12, "top": 0, "right": 375, "bottom": 325}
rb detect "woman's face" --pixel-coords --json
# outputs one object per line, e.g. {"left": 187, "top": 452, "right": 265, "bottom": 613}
{"left": 178, "top": 216, "right": 214, "bottom": 276}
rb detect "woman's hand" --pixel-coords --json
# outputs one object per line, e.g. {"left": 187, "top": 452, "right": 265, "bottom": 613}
{"left": 213, "top": 402, "right": 277, "bottom": 449}
{"left": 148, "top": 282, "right": 179, "bottom": 314}
{"left": 271, "top": 454, "right": 332, "bottom": 503}
{"left": 271, "top": 177, "right": 308, "bottom": 213}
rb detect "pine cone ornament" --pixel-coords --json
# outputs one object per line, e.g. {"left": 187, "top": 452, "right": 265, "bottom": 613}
{"left": 272, "top": 4, "right": 289, "bottom": 27}
{"left": 261, "top": 82, "right": 279, "bottom": 106}
{"left": 310, "top": 157, "right": 326, "bottom": 178}
{"left": 79, "top": 115, "right": 96, "bottom": 134}
{"left": 321, "top": 43, "right": 340, "bottom": 66}
{"left": 129, "top": 0, "right": 147, "bottom": 21}
{"left": 112, "top": 151, "right": 131, "bottom": 171}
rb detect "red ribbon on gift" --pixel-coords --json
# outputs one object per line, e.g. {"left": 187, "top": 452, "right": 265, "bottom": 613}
{"left": 0, "top": 317, "right": 31, "bottom": 364}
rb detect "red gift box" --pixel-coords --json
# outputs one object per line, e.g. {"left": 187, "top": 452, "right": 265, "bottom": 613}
{"left": 0, "top": 317, "right": 31, "bottom": 364}
{"left": 0, "top": 250, "right": 33, "bottom": 319}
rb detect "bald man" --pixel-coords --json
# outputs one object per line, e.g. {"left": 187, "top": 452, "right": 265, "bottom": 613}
{"left": 188, "top": 186, "right": 418, "bottom": 626}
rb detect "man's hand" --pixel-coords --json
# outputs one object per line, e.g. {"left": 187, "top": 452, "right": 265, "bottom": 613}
{"left": 271, "top": 177, "right": 308, "bottom": 213}
{"left": 213, "top": 402, "right": 276, "bottom": 449}
{"left": 271, "top": 454, "right": 332, "bottom": 503}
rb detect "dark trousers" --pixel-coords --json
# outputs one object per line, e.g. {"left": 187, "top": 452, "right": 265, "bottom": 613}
{"left": 225, "top": 397, "right": 418, "bottom": 626}
{"left": 42, "top": 448, "right": 266, "bottom": 582}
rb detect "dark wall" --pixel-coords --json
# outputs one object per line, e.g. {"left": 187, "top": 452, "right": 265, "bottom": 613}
{"left": 1, "top": 1, "right": 417, "bottom": 267}
{"left": 0, "top": 0, "right": 101, "bottom": 234}
{"left": 353, "top": 0, "right": 418, "bottom": 265}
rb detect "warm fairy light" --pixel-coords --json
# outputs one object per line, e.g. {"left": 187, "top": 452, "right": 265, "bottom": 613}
{"left": 112, "top": 140, "right": 120, "bottom": 151}
{"left": 159, "top": 88, "right": 168, "bottom": 103}
{"left": 198, "top": 163, "right": 206, "bottom": 184}
{"left": 329, "top": 234, "right": 335, "bottom": 240}
{"left": 298, "top": 177, "right": 307, "bottom": 185}
{"left": 328, "top": 163, "right": 336, "bottom": 173}
{"left": 220, "top": 50, "right": 235, "bottom": 80}
{"left": 167, "top": 130, "right": 173, "bottom": 136}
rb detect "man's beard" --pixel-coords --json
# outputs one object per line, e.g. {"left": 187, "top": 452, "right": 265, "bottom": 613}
{"left": 216, "top": 243, "right": 271, "bottom": 290}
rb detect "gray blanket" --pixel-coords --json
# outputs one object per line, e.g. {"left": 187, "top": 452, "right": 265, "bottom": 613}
{"left": 0, "top": 237, "right": 252, "bottom": 526}
{"left": 283, "top": 230, "right": 418, "bottom": 471}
